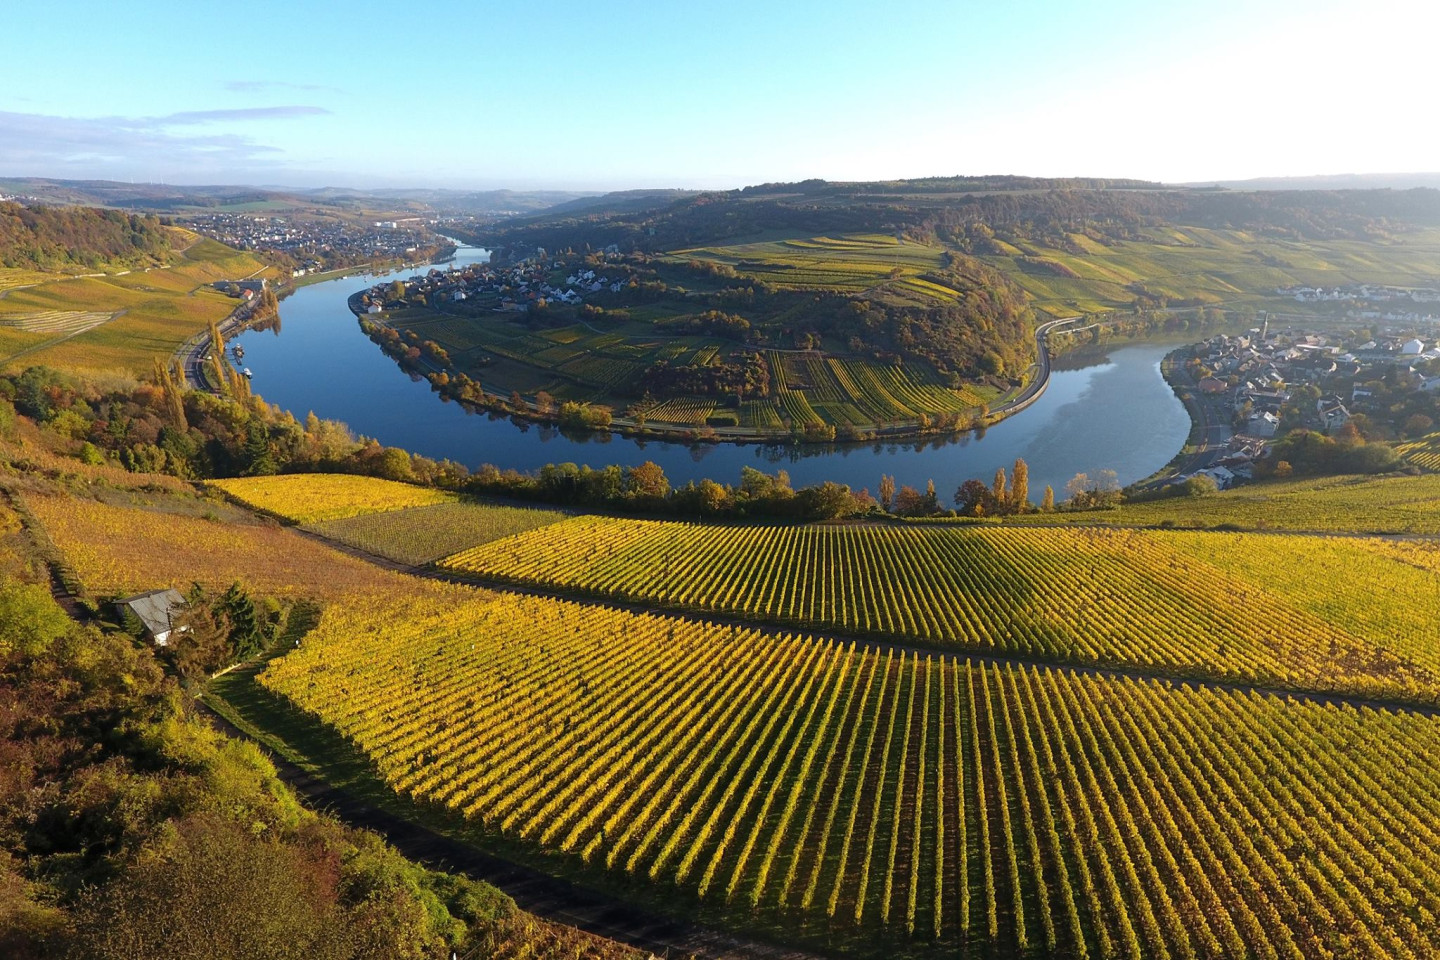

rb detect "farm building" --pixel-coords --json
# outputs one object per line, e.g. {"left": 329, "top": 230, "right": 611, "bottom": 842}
{"left": 115, "top": 588, "right": 187, "bottom": 645}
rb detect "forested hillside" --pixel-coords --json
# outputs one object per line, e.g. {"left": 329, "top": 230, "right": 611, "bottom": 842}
{"left": 0, "top": 202, "right": 173, "bottom": 271}
{"left": 479, "top": 177, "right": 1440, "bottom": 255}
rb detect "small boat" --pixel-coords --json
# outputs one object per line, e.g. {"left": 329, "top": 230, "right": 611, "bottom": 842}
{"left": 242, "top": 367, "right": 253, "bottom": 378}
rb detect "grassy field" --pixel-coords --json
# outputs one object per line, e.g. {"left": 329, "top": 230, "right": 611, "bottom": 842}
{"left": 439, "top": 516, "right": 1440, "bottom": 703}
{"left": 1016, "top": 473, "right": 1440, "bottom": 533}
{"left": 0, "top": 230, "right": 273, "bottom": 376}
{"left": 254, "top": 589, "right": 1440, "bottom": 956}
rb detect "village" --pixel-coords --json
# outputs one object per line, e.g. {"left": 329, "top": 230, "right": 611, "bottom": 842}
{"left": 183, "top": 212, "right": 440, "bottom": 276}
{"left": 357, "top": 247, "right": 628, "bottom": 315}
{"left": 1180, "top": 319, "right": 1440, "bottom": 488}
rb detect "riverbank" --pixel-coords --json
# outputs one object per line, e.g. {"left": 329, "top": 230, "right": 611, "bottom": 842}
{"left": 349, "top": 296, "right": 1086, "bottom": 446}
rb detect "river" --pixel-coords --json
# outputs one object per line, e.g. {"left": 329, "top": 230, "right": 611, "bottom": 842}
{"left": 232, "top": 243, "right": 1195, "bottom": 498}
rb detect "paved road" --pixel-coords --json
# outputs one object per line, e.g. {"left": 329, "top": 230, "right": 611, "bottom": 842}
{"left": 1162, "top": 351, "right": 1235, "bottom": 477}
{"left": 987, "top": 315, "right": 1084, "bottom": 419}
{"left": 175, "top": 300, "right": 256, "bottom": 392}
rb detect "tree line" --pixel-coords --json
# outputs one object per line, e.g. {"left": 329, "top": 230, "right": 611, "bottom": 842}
{"left": 0, "top": 201, "right": 172, "bottom": 271}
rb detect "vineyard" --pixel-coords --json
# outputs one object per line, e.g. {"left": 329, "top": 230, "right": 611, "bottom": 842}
{"left": 25, "top": 491, "right": 415, "bottom": 600}
{"left": 438, "top": 517, "right": 1440, "bottom": 703}
{"left": 0, "top": 233, "right": 274, "bottom": 375}
{"left": 1397, "top": 431, "right": 1440, "bottom": 471}
{"left": 309, "top": 499, "right": 568, "bottom": 565}
{"left": 0, "top": 308, "right": 114, "bottom": 336}
{"left": 260, "top": 591, "right": 1440, "bottom": 957}
{"left": 672, "top": 233, "right": 955, "bottom": 302}
{"left": 212, "top": 473, "right": 456, "bottom": 523}
{"left": 1020, "top": 473, "right": 1440, "bottom": 534}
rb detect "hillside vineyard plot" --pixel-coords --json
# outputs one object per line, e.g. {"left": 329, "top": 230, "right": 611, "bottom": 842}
{"left": 261, "top": 593, "right": 1440, "bottom": 957}
{"left": 309, "top": 500, "right": 568, "bottom": 566}
{"left": 212, "top": 473, "right": 456, "bottom": 523}
{"left": 439, "top": 518, "right": 1440, "bottom": 703}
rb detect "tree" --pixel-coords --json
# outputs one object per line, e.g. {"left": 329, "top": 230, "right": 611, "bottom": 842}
{"left": 1066, "top": 469, "right": 1121, "bottom": 508}
{"left": 1404, "top": 414, "right": 1434, "bottom": 438}
{"left": 1041, "top": 484, "right": 1055, "bottom": 512}
{"left": 1182, "top": 474, "right": 1219, "bottom": 497}
{"left": 378, "top": 447, "right": 413, "bottom": 482}
{"left": 795, "top": 481, "right": 861, "bottom": 520}
{"left": 0, "top": 576, "right": 70, "bottom": 656}
{"left": 878, "top": 474, "right": 895, "bottom": 512}
{"left": 1065, "top": 472, "right": 1091, "bottom": 505}
{"left": 73, "top": 814, "right": 348, "bottom": 960}
{"left": 954, "top": 479, "right": 996, "bottom": 517}
{"left": 624, "top": 461, "right": 669, "bottom": 501}
{"left": 1010, "top": 458, "right": 1030, "bottom": 512}
{"left": 694, "top": 479, "right": 729, "bottom": 514}
{"left": 992, "top": 467, "right": 1007, "bottom": 509}
{"left": 894, "top": 484, "right": 939, "bottom": 517}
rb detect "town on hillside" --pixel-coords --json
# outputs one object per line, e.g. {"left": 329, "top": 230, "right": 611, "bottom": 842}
{"left": 1179, "top": 319, "right": 1440, "bottom": 488}
{"left": 183, "top": 212, "right": 442, "bottom": 276}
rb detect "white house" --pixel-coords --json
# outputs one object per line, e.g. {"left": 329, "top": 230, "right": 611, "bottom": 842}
{"left": 1402, "top": 338, "right": 1426, "bottom": 355}
{"left": 1193, "top": 465, "right": 1236, "bottom": 489}
{"left": 1317, "top": 397, "right": 1351, "bottom": 433}
{"left": 1247, "top": 411, "right": 1281, "bottom": 438}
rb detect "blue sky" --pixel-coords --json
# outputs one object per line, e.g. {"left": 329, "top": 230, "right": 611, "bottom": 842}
{"left": 1, "top": 0, "right": 1432, "bottom": 189}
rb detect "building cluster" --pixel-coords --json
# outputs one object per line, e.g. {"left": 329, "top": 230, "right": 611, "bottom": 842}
{"left": 183, "top": 214, "right": 430, "bottom": 275}
{"left": 1184, "top": 323, "right": 1440, "bottom": 488}
{"left": 1278, "top": 283, "right": 1440, "bottom": 304}
{"left": 362, "top": 258, "right": 628, "bottom": 314}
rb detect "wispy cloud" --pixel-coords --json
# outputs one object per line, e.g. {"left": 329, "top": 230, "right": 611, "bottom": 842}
{"left": 0, "top": 107, "right": 327, "bottom": 178}
{"left": 157, "top": 106, "right": 331, "bottom": 125}
{"left": 226, "top": 79, "right": 343, "bottom": 95}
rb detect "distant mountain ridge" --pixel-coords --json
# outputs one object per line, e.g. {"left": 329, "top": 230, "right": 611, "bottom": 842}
{"left": 1185, "top": 173, "right": 1440, "bottom": 191}
{"left": 0, "top": 178, "right": 597, "bottom": 217}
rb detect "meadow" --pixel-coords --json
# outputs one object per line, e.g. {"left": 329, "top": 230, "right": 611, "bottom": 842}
{"left": 439, "top": 516, "right": 1440, "bottom": 703}
{"left": 259, "top": 590, "right": 1440, "bottom": 957}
